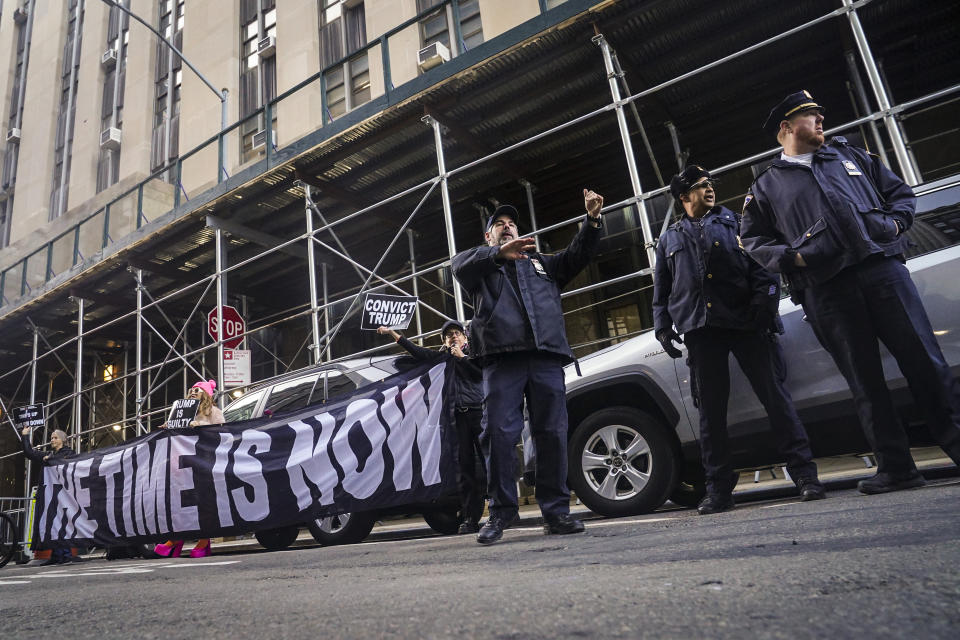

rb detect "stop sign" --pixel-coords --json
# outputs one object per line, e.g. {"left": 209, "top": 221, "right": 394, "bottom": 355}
{"left": 208, "top": 305, "right": 245, "bottom": 350}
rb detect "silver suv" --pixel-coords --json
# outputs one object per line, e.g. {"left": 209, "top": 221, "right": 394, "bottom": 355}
{"left": 222, "top": 355, "right": 462, "bottom": 549}
{"left": 562, "top": 176, "right": 960, "bottom": 517}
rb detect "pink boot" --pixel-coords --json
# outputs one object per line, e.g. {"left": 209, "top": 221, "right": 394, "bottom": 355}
{"left": 154, "top": 541, "right": 184, "bottom": 558}
{"left": 189, "top": 540, "right": 212, "bottom": 558}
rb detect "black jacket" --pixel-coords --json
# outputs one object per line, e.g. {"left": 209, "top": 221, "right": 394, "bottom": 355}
{"left": 653, "top": 206, "right": 780, "bottom": 336}
{"left": 397, "top": 337, "right": 483, "bottom": 409}
{"left": 452, "top": 215, "right": 602, "bottom": 363}
{"left": 741, "top": 137, "right": 915, "bottom": 292}
{"left": 22, "top": 435, "right": 75, "bottom": 464}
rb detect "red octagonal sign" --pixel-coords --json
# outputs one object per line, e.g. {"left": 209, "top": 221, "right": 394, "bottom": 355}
{"left": 208, "top": 305, "right": 245, "bottom": 350}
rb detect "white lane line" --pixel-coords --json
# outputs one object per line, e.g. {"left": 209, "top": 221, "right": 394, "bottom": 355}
{"left": 158, "top": 560, "right": 241, "bottom": 568}
{"left": 760, "top": 502, "right": 801, "bottom": 509}
{"left": 0, "top": 580, "right": 32, "bottom": 585}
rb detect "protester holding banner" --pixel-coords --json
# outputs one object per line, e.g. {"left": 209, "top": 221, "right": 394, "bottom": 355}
{"left": 378, "top": 320, "right": 487, "bottom": 534}
{"left": 21, "top": 426, "right": 76, "bottom": 564}
{"left": 154, "top": 380, "right": 224, "bottom": 558}
{"left": 452, "top": 190, "right": 604, "bottom": 545}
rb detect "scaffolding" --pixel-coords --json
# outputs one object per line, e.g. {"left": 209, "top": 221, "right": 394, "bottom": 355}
{"left": 2, "top": 0, "right": 960, "bottom": 509}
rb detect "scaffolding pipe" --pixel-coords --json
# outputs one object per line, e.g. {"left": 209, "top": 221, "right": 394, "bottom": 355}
{"left": 519, "top": 179, "right": 541, "bottom": 252}
{"left": 594, "top": 34, "right": 657, "bottom": 268}
{"left": 610, "top": 48, "right": 665, "bottom": 187}
{"left": 134, "top": 268, "right": 145, "bottom": 435}
{"left": 424, "top": 115, "right": 466, "bottom": 322}
{"left": 845, "top": 51, "right": 890, "bottom": 168}
{"left": 407, "top": 229, "right": 424, "bottom": 343}
{"left": 322, "top": 262, "right": 331, "bottom": 362}
{"left": 841, "top": 0, "right": 918, "bottom": 185}
{"left": 304, "top": 185, "right": 323, "bottom": 365}
{"left": 215, "top": 227, "right": 225, "bottom": 408}
{"left": 72, "top": 296, "right": 85, "bottom": 449}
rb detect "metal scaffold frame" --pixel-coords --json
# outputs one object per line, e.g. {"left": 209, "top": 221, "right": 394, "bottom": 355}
{"left": 2, "top": 1, "right": 959, "bottom": 512}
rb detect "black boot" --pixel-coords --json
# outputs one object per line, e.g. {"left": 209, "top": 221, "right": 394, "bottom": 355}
{"left": 543, "top": 513, "right": 585, "bottom": 535}
{"left": 797, "top": 478, "right": 827, "bottom": 501}
{"left": 697, "top": 493, "right": 735, "bottom": 515}
{"left": 457, "top": 519, "right": 479, "bottom": 535}
{"left": 477, "top": 514, "right": 516, "bottom": 545}
{"left": 857, "top": 471, "right": 925, "bottom": 495}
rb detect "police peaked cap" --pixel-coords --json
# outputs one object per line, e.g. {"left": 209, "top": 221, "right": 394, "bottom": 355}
{"left": 669, "top": 166, "right": 712, "bottom": 200}
{"left": 763, "top": 90, "right": 825, "bottom": 135}
{"left": 485, "top": 204, "right": 519, "bottom": 231}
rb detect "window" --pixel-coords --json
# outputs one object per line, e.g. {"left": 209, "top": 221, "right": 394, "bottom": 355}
{"left": 314, "top": 370, "right": 357, "bottom": 403}
{"left": 265, "top": 375, "right": 320, "bottom": 414}
{"left": 222, "top": 389, "right": 266, "bottom": 423}
{"left": 240, "top": 0, "right": 278, "bottom": 163}
{"left": 96, "top": 1, "right": 131, "bottom": 193}
{"left": 417, "top": 0, "right": 483, "bottom": 57}
{"left": 151, "top": 0, "right": 185, "bottom": 175}
{"left": 319, "top": 1, "right": 369, "bottom": 121}
{"left": 50, "top": 0, "right": 85, "bottom": 219}
{"left": 1, "top": 6, "right": 33, "bottom": 248}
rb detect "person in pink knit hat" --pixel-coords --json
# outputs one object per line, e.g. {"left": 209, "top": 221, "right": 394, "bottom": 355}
{"left": 154, "top": 380, "right": 225, "bottom": 558}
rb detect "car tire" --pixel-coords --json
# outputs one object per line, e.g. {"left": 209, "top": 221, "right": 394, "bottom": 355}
{"left": 668, "top": 473, "right": 706, "bottom": 508}
{"left": 422, "top": 508, "right": 461, "bottom": 535}
{"left": 307, "top": 511, "right": 377, "bottom": 546}
{"left": 568, "top": 407, "right": 677, "bottom": 517}
{"left": 255, "top": 525, "right": 300, "bottom": 551}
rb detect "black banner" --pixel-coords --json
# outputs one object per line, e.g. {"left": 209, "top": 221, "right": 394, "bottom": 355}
{"left": 31, "top": 361, "right": 456, "bottom": 548}
{"left": 360, "top": 293, "right": 418, "bottom": 330}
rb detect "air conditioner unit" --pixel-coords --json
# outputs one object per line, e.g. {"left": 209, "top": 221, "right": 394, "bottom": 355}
{"left": 101, "top": 48, "right": 118, "bottom": 70}
{"left": 251, "top": 129, "right": 276, "bottom": 150}
{"left": 13, "top": 7, "right": 28, "bottom": 24}
{"left": 5, "top": 128, "right": 21, "bottom": 144}
{"left": 257, "top": 36, "right": 276, "bottom": 58}
{"left": 418, "top": 41, "right": 450, "bottom": 71}
{"left": 100, "top": 127, "right": 122, "bottom": 151}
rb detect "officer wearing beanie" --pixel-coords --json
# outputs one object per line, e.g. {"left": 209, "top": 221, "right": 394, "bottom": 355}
{"left": 452, "top": 190, "right": 603, "bottom": 544}
{"left": 378, "top": 319, "right": 486, "bottom": 533}
{"left": 741, "top": 91, "right": 960, "bottom": 494}
{"left": 653, "top": 166, "right": 825, "bottom": 514}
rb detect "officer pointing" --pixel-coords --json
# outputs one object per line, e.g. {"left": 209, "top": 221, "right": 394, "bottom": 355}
{"left": 453, "top": 190, "right": 603, "bottom": 544}
{"left": 654, "top": 167, "right": 825, "bottom": 514}
{"left": 741, "top": 91, "right": 960, "bottom": 493}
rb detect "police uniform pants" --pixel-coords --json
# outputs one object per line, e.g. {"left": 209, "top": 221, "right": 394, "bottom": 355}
{"left": 800, "top": 255, "right": 960, "bottom": 473}
{"left": 685, "top": 326, "right": 818, "bottom": 496}
{"left": 455, "top": 407, "right": 486, "bottom": 524}
{"left": 481, "top": 351, "right": 571, "bottom": 520}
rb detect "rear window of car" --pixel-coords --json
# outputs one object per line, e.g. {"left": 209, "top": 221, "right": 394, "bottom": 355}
{"left": 904, "top": 182, "right": 960, "bottom": 257}
{"left": 265, "top": 375, "right": 320, "bottom": 414}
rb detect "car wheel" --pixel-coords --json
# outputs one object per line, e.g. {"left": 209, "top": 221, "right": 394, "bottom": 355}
{"left": 568, "top": 407, "right": 677, "bottom": 517}
{"left": 255, "top": 525, "right": 300, "bottom": 551}
{"left": 307, "top": 511, "right": 377, "bottom": 546}
{"left": 668, "top": 473, "right": 706, "bottom": 508}
{"left": 422, "top": 508, "right": 461, "bottom": 535}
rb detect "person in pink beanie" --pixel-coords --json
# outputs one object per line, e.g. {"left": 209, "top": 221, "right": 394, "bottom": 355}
{"left": 154, "top": 380, "right": 225, "bottom": 558}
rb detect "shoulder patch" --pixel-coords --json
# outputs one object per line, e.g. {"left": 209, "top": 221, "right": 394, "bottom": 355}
{"left": 742, "top": 193, "right": 753, "bottom": 214}
{"left": 737, "top": 235, "right": 745, "bottom": 250}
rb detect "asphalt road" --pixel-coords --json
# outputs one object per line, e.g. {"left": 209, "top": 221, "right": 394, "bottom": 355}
{"left": 2, "top": 479, "right": 958, "bottom": 640}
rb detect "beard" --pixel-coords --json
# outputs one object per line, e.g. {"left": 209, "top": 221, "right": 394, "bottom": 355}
{"left": 797, "top": 127, "right": 825, "bottom": 149}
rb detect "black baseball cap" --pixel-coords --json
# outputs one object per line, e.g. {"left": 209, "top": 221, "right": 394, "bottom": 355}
{"left": 669, "top": 166, "right": 712, "bottom": 200}
{"left": 763, "top": 90, "right": 825, "bottom": 135}
{"left": 485, "top": 204, "right": 519, "bottom": 232}
{"left": 440, "top": 319, "right": 465, "bottom": 338}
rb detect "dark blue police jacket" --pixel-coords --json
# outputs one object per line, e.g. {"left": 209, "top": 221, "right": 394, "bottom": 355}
{"left": 741, "top": 137, "right": 916, "bottom": 292}
{"left": 653, "top": 206, "right": 780, "bottom": 336}
{"left": 452, "top": 215, "right": 602, "bottom": 363}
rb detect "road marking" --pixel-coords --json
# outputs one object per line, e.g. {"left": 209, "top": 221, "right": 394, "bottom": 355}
{"left": 760, "top": 502, "right": 801, "bottom": 509}
{"left": 0, "top": 580, "right": 32, "bottom": 585}
{"left": 1, "top": 559, "right": 243, "bottom": 585}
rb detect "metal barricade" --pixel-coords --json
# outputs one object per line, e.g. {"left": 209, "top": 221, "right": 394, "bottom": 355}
{"left": 1, "top": 494, "right": 35, "bottom": 565}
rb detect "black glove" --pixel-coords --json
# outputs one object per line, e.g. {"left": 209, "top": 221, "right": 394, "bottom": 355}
{"left": 752, "top": 306, "right": 776, "bottom": 333}
{"left": 656, "top": 329, "right": 684, "bottom": 359}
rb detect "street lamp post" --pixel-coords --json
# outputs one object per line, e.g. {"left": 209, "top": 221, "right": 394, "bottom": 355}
{"left": 100, "top": 0, "right": 228, "bottom": 181}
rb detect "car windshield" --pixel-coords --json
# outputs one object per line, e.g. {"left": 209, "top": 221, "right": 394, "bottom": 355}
{"left": 222, "top": 389, "right": 265, "bottom": 423}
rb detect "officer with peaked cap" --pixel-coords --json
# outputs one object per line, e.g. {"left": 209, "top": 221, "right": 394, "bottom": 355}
{"left": 654, "top": 166, "right": 825, "bottom": 514}
{"left": 741, "top": 91, "right": 960, "bottom": 493}
{"left": 452, "top": 191, "right": 603, "bottom": 544}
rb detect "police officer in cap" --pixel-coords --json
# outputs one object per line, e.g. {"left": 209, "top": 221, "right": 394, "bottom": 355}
{"left": 452, "top": 190, "right": 604, "bottom": 544}
{"left": 741, "top": 91, "right": 960, "bottom": 493}
{"left": 654, "top": 167, "right": 825, "bottom": 514}
{"left": 378, "top": 319, "right": 486, "bottom": 533}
